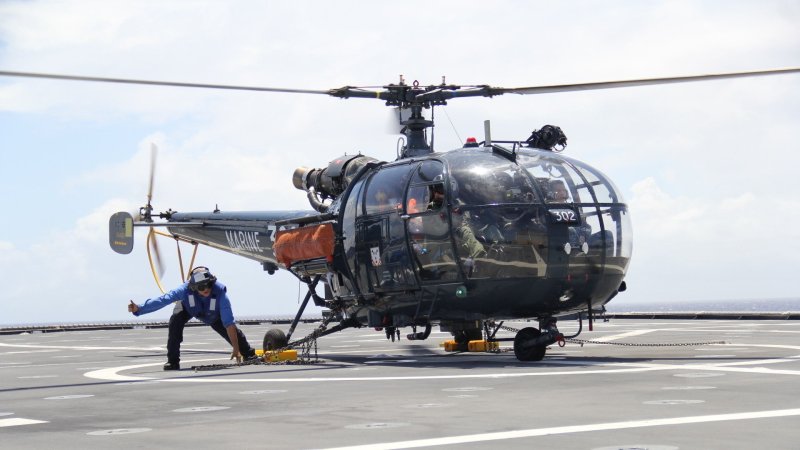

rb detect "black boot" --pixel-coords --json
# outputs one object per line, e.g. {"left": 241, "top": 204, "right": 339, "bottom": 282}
{"left": 163, "top": 361, "right": 180, "bottom": 371}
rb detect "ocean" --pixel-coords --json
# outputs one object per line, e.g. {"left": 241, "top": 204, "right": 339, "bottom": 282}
{"left": 606, "top": 297, "right": 800, "bottom": 312}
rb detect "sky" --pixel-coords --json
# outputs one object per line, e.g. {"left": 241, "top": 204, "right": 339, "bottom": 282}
{"left": 0, "top": 1, "right": 798, "bottom": 326}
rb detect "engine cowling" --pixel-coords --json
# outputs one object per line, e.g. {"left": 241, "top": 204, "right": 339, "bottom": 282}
{"left": 293, "top": 154, "right": 378, "bottom": 211}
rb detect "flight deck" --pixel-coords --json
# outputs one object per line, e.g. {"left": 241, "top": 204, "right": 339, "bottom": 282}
{"left": 2, "top": 318, "right": 799, "bottom": 449}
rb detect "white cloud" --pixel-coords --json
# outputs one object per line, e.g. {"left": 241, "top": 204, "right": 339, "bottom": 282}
{"left": 625, "top": 175, "right": 800, "bottom": 303}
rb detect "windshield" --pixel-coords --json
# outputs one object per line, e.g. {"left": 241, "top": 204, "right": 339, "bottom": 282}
{"left": 444, "top": 148, "right": 631, "bottom": 281}
{"left": 445, "top": 150, "right": 544, "bottom": 278}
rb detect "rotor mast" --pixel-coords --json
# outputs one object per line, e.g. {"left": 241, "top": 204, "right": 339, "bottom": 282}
{"left": 329, "top": 76, "right": 495, "bottom": 159}
{"left": 399, "top": 101, "right": 433, "bottom": 157}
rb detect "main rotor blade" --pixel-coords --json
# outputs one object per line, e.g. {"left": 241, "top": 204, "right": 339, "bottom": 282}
{"left": 0, "top": 70, "right": 332, "bottom": 95}
{"left": 498, "top": 67, "right": 800, "bottom": 95}
{"left": 3, "top": 67, "right": 798, "bottom": 101}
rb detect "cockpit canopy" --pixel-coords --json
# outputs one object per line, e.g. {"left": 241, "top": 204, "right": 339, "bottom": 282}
{"left": 446, "top": 147, "right": 625, "bottom": 207}
{"left": 341, "top": 145, "right": 631, "bottom": 309}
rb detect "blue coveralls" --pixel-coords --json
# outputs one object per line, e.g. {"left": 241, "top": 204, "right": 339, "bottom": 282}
{"left": 133, "top": 281, "right": 255, "bottom": 364}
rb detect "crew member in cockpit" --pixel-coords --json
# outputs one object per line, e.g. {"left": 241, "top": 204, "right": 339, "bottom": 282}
{"left": 548, "top": 179, "right": 570, "bottom": 203}
{"left": 427, "top": 183, "right": 445, "bottom": 211}
{"left": 450, "top": 174, "right": 489, "bottom": 276}
{"left": 406, "top": 182, "right": 459, "bottom": 280}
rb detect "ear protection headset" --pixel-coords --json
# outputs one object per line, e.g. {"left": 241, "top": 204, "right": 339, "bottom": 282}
{"left": 188, "top": 266, "right": 217, "bottom": 291}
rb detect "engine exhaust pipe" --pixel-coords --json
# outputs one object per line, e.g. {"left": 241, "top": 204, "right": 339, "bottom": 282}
{"left": 406, "top": 323, "right": 432, "bottom": 341}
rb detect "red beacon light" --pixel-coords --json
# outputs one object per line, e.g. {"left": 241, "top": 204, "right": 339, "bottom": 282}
{"left": 463, "top": 137, "right": 479, "bottom": 148}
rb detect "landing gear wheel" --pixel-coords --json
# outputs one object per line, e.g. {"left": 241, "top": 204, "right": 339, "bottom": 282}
{"left": 263, "top": 329, "right": 288, "bottom": 352}
{"left": 513, "top": 327, "right": 546, "bottom": 361}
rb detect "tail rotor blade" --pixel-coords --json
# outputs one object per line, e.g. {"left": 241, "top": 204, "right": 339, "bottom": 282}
{"left": 146, "top": 228, "right": 167, "bottom": 293}
{"left": 146, "top": 143, "right": 157, "bottom": 207}
{"left": 149, "top": 229, "right": 166, "bottom": 278}
{"left": 135, "top": 143, "right": 159, "bottom": 223}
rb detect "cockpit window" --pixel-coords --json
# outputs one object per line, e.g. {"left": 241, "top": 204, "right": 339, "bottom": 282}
{"left": 569, "top": 159, "right": 622, "bottom": 204}
{"left": 401, "top": 160, "right": 457, "bottom": 282}
{"left": 364, "top": 164, "right": 414, "bottom": 215}
{"left": 406, "top": 160, "right": 447, "bottom": 215}
{"left": 520, "top": 152, "right": 598, "bottom": 204}
{"left": 406, "top": 182, "right": 445, "bottom": 215}
{"left": 447, "top": 151, "right": 537, "bottom": 206}
{"left": 411, "top": 160, "right": 444, "bottom": 184}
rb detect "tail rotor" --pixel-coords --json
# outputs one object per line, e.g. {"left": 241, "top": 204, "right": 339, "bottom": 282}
{"left": 140, "top": 144, "right": 166, "bottom": 287}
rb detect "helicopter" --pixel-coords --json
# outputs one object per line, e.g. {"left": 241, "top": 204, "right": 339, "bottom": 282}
{"left": 2, "top": 67, "right": 798, "bottom": 361}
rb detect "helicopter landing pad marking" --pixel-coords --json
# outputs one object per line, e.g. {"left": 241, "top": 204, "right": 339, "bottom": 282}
{"left": 592, "top": 446, "right": 678, "bottom": 450}
{"left": 592, "top": 329, "right": 656, "bottom": 341}
{"left": 239, "top": 389, "right": 287, "bottom": 395}
{"left": 44, "top": 394, "right": 94, "bottom": 400}
{"left": 320, "top": 408, "right": 800, "bottom": 450}
{"left": 345, "top": 422, "right": 409, "bottom": 430}
{"left": 643, "top": 399, "right": 706, "bottom": 405}
{"left": 87, "top": 364, "right": 667, "bottom": 383}
{"left": 1, "top": 349, "right": 59, "bottom": 355}
{"left": 402, "top": 403, "right": 449, "bottom": 409}
{"left": 661, "top": 386, "right": 716, "bottom": 390}
{"left": 87, "top": 428, "right": 151, "bottom": 436}
{"left": 442, "top": 387, "right": 493, "bottom": 392}
{"left": 173, "top": 406, "right": 230, "bottom": 413}
{"left": 0, "top": 418, "right": 48, "bottom": 427}
{"left": 82, "top": 343, "right": 800, "bottom": 383}
{"left": 364, "top": 359, "right": 417, "bottom": 364}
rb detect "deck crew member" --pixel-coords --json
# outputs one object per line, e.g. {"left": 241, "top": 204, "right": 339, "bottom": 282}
{"left": 127, "top": 266, "right": 257, "bottom": 370}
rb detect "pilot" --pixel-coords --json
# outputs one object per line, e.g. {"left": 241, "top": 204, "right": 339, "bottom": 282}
{"left": 548, "top": 179, "right": 570, "bottom": 203}
{"left": 127, "top": 266, "right": 257, "bottom": 370}
{"left": 427, "top": 183, "right": 445, "bottom": 211}
{"left": 452, "top": 210, "right": 487, "bottom": 276}
{"left": 406, "top": 182, "right": 458, "bottom": 280}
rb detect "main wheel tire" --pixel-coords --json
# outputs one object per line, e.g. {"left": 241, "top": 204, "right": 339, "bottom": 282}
{"left": 263, "top": 329, "right": 288, "bottom": 352}
{"left": 513, "top": 327, "right": 546, "bottom": 361}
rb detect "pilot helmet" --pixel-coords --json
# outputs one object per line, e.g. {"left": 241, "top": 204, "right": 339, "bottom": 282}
{"left": 547, "top": 179, "right": 569, "bottom": 202}
{"left": 188, "top": 266, "right": 217, "bottom": 291}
